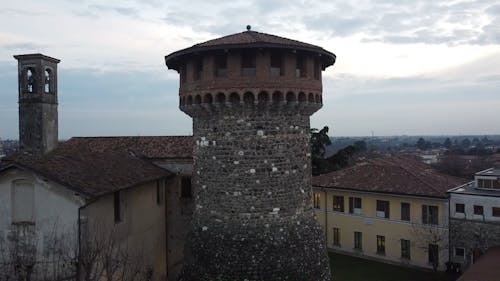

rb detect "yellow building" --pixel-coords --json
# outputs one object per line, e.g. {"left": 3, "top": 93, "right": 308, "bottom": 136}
{"left": 312, "top": 157, "right": 466, "bottom": 271}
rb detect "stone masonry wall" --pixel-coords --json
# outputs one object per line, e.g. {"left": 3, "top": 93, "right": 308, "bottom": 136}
{"left": 182, "top": 107, "right": 331, "bottom": 281}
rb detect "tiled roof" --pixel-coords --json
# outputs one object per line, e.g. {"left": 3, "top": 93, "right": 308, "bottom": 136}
{"left": 457, "top": 246, "right": 500, "bottom": 281}
{"left": 196, "top": 30, "right": 319, "bottom": 49}
{"left": 64, "top": 136, "right": 193, "bottom": 159}
{"left": 4, "top": 136, "right": 194, "bottom": 198}
{"left": 313, "top": 157, "right": 467, "bottom": 198}
{"left": 165, "top": 30, "right": 336, "bottom": 70}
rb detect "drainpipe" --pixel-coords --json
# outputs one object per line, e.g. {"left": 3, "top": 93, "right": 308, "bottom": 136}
{"left": 164, "top": 178, "right": 170, "bottom": 280}
{"left": 324, "top": 189, "right": 328, "bottom": 243}
{"left": 448, "top": 195, "right": 451, "bottom": 267}
{"left": 77, "top": 207, "right": 81, "bottom": 281}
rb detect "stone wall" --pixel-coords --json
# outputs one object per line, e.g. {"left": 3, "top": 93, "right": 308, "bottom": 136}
{"left": 182, "top": 106, "right": 331, "bottom": 281}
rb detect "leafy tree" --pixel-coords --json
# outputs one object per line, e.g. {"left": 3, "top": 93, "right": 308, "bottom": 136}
{"left": 416, "top": 138, "right": 430, "bottom": 150}
{"left": 310, "top": 126, "right": 332, "bottom": 175}
{"left": 353, "top": 140, "right": 367, "bottom": 152}
{"left": 443, "top": 138, "right": 452, "bottom": 149}
{"left": 461, "top": 138, "right": 471, "bottom": 148}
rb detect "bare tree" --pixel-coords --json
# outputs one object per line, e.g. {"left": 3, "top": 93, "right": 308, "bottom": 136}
{"left": 410, "top": 223, "right": 449, "bottom": 271}
{"left": 78, "top": 220, "right": 153, "bottom": 281}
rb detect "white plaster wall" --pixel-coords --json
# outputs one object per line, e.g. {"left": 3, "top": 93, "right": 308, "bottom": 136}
{"left": 0, "top": 167, "right": 86, "bottom": 249}
{"left": 450, "top": 192, "right": 500, "bottom": 222}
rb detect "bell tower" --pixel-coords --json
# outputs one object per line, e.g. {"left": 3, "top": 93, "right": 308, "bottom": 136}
{"left": 14, "top": 54, "right": 60, "bottom": 156}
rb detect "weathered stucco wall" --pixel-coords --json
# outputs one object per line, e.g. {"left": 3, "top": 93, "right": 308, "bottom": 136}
{"left": 0, "top": 167, "right": 83, "bottom": 252}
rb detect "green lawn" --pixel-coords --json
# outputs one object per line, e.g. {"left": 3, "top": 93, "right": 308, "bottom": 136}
{"left": 329, "top": 252, "right": 459, "bottom": 281}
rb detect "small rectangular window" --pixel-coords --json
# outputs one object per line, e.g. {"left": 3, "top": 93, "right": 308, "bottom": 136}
{"left": 313, "top": 192, "right": 321, "bottom": 209}
{"left": 114, "top": 190, "right": 125, "bottom": 223}
{"left": 428, "top": 244, "right": 439, "bottom": 265}
{"left": 12, "top": 181, "right": 35, "bottom": 223}
{"left": 181, "top": 177, "right": 192, "bottom": 199}
{"left": 492, "top": 207, "right": 500, "bottom": 217}
{"left": 333, "top": 227, "right": 340, "bottom": 246}
{"left": 215, "top": 54, "right": 227, "bottom": 77}
{"left": 354, "top": 231, "right": 362, "bottom": 250}
{"left": 474, "top": 205, "right": 484, "bottom": 215}
{"left": 313, "top": 58, "right": 320, "bottom": 80}
{"left": 333, "top": 196, "right": 344, "bottom": 212}
{"left": 193, "top": 58, "right": 203, "bottom": 80}
{"left": 377, "top": 235, "right": 385, "bottom": 255}
{"left": 295, "top": 55, "right": 307, "bottom": 78}
{"left": 456, "top": 203, "right": 465, "bottom": 214}
{"left": 401, "top": 239, "right": 411, "bottom": 260}
{"left": 401, "top": 202, "right": 410, "bottom": 221}
{"left": 455, "top": 247, "right": 465, "bottom": 258}
{"left": 348, "top": 197, "right": 362, "bottom": 214}
{"left": 180, "top": 64, "right": 187, "bottom": 83}
{"left": 241, "top": 52, "right": 256, "bottom": 76}
{"left": 422, "top": 205, "right": 439, "bottom": 225}
{"left": 270, "top": 52, "right": 283, "bottom": 77}
{"left": 376, "top": 200, "right": 390, "bottom": 219}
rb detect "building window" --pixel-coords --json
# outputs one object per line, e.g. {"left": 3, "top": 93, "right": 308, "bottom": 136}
{"left": 455, "top": 248, "right": 465, "bottom": 260}
{"left": 474, "top": 205, "right": 484, "bottom": 216}
{"left": 193, "top": 58, "right": 203, "bottom": 80}
{"left": 313, "top": 192, "right": 321, "bottom": 209}
{"left": 156, "top": 180, "right": 164, "bottom": 206}
{"left": 492, "top": 207, "right": 500, "bottom": 217}
{"left": 376, "top": 235, "right": 386, "bottom": 255}
{"left": 26, "top": 68, "right": 35, "bottom": 93}
{"left": 428, "top": 244, "right": 439, "bottom": 266}
{"left": 215, "top": 54, "right": 227, "bottom": 77}
{"left": 241, "top": 51, "right": 256, "bottom": 76}
{"left": 114, "top": 190, "right": 125, "bottom": 223}
{"left": 401, "top": 239, "right": 411, "bottom": 260}
{"left": 455, "top": 203, "right": 465, "bottom": 214}
{"left": 422, "top": 205, "right": 439, "bottom": 225}
{"left": 180, "top": 64, "right": 187, "bottom": 83}
{"left": 12, "top": 180, "right": 35, "bottom": 223}
{"left": 333, "top": 196, "right": 344, "bottom": 212}
{"left": 270, "top": 52, "right": 283, "bottom": 77}
{"left": 354, "top": 231, "right": 362, "bottom": 250}
{"left": 295, "top": 55, "right": 306, "bottom": 78}
{"left": 401, "top": 202, "right": 410, "bottom": 221}
{"left": 313, "top": 58, "right": 320, "bottom": 80}
{"left": 181, "top": 177, "right": 192, "bottom": 198}
{"left": 376, "top": 200, "right": 390, "bottom": 219}
{"left": 44, "top": 69, "right": 51, "bottom": 93}
{"left": 333, "top": 227, "right": 340, "bottom": 246}
{"left": 348, "top": 197, "right": 362, "bottom": 214}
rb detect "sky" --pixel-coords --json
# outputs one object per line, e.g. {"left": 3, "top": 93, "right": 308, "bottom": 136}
{"left": 1, "top": 0, "right": 500, "bottom": 139}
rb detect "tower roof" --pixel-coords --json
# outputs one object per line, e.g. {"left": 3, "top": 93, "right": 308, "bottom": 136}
{"left": 165, "top": 29, "right": 336, "bottom": 70}
{"left": 13, "top": 53, "right": 60, "bottom": 63}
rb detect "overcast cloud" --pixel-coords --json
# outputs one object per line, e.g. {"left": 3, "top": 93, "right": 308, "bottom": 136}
{"left": 1, "top": 0, "right": 499, "bottom": 138}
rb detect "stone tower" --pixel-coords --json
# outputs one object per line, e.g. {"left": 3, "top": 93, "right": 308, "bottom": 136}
{"left": 14, "top": 54, "right": 60, "bottom": 156}
{"left": 165, "top": 28, "right": 336, "bottom": 281}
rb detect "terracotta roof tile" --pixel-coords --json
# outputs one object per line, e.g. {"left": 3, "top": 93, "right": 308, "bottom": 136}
{"left": 196, "top": 30, "right": 319, "bottom": 49}
{"left": 5, "top": 136, "right": 193, "bottom": 198}
{"left": 65, "top": 136, "right": 193, "bottom": 159}
{"left": 457, "top": 246, "right": 500, "bottom": 281}
{"left": 165, "top": 30, "right": 336, "bottom": 70}
{"left": 313, "top": 157, "right": 467, "bottom": 198}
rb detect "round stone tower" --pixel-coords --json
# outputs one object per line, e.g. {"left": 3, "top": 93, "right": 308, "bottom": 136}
{"left": 165, "top": 28, "right": 336, "bottom": 281}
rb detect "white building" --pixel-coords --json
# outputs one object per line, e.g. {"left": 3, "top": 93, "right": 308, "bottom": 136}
{"left": 448, "top": 168, "right": 500, "bottom": 270}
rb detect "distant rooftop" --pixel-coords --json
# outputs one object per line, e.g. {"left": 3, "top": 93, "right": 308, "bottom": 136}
{"left": 476, "top": 167, "right": 500, "bottom": 177}
{"left": 313, "top": 156, "right": 467, "bottom": 198}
